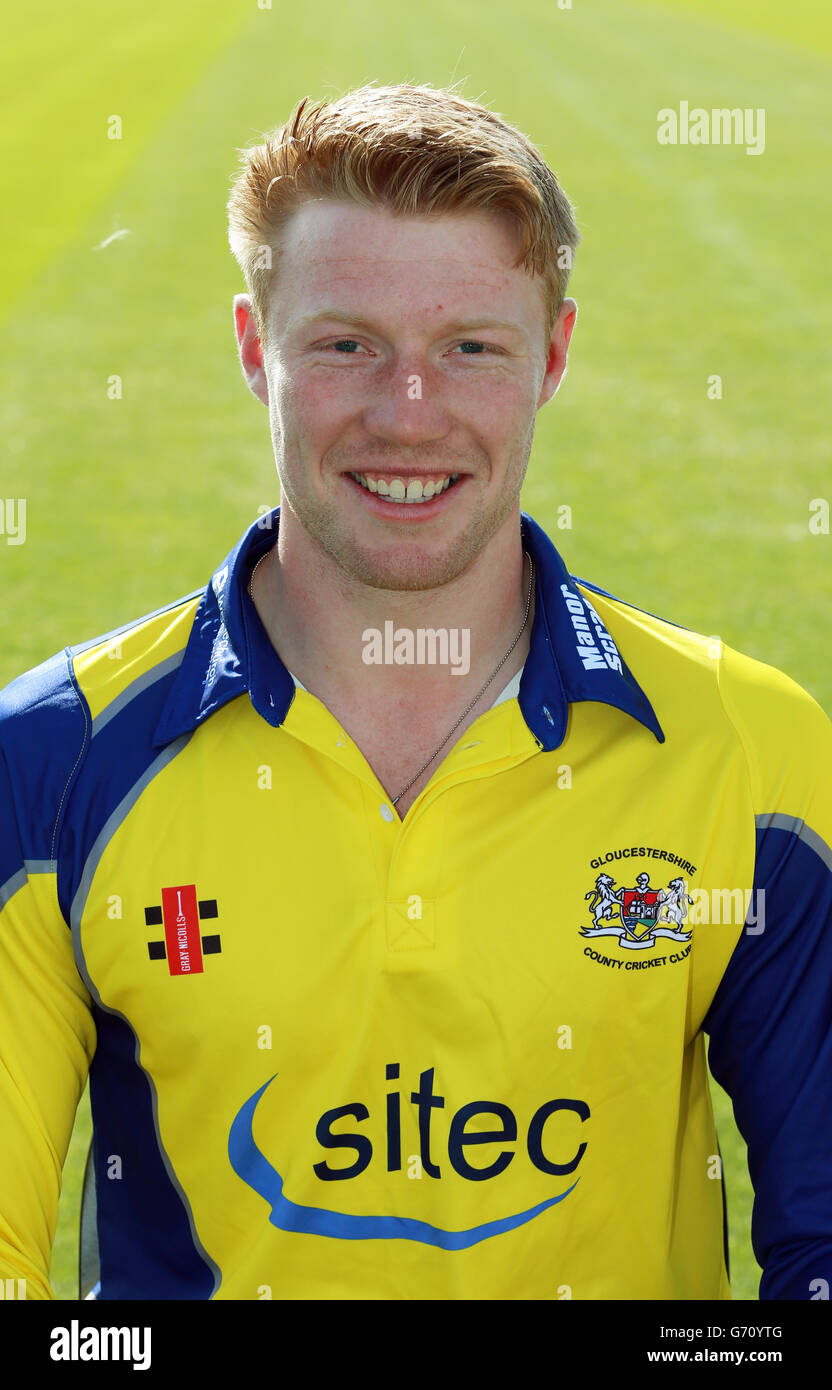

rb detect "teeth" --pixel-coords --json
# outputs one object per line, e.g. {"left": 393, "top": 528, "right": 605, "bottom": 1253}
{"left": 349, "top": 473, "right": 459, "bottom": 504}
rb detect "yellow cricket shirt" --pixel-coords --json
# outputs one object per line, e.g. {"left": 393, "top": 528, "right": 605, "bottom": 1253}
{"left": 1, "top": 508, "right": 831, "bottom": 1300}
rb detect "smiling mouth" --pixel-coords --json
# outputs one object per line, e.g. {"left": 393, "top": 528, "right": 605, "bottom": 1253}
{"left": 346, "top": 471, "right": 462, "bottom": 504}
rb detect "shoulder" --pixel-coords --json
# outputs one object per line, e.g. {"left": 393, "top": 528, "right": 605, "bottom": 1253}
{"left": 573, "top": 573, "right": 727, "bottom": 682}
{"left": 65, "top": 588, "right": 203, "bottom": 737}
{"left": 0, "top": 588, "right": 203, "bottom": 735}
{"left": 0, "top": 588, "right": 204, "bottom": 842}
{"left": 572, "top": 573, "right": 831, "bottom": 816}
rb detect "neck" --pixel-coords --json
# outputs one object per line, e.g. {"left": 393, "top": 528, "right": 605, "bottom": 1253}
{"left": 251, "top": 509, "right": 534, "bottom": 710}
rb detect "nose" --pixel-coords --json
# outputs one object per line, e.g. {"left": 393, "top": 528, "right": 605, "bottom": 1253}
{"left": 360, "top": 355, "right": 453, "bottom": 449}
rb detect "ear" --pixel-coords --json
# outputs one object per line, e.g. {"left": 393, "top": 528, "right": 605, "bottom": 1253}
{"left": 233, "top": 294, "right": 269, "bottom": 406}
{"left": 537, "top": 297, "right": 578, "bottom": 409}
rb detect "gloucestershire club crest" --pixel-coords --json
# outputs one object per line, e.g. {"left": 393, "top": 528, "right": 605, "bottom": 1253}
{"left": 581, "top": 872, "right": 693, "bottom": 951}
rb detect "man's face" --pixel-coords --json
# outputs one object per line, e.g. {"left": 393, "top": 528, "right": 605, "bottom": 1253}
{"left": 236, "top": 199, "right": 576, "bottom": 591}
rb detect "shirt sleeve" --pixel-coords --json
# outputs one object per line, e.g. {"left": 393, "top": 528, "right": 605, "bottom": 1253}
{"left": 0, "top": 667, "right": 96, "bottom": 1300}
{"left": 702, "top": 641, "right": 832, "bottom": 1300}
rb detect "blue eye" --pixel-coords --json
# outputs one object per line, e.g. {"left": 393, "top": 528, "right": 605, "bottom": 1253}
{"left": 319, "top": 339, "right": 501, "bottom": 356}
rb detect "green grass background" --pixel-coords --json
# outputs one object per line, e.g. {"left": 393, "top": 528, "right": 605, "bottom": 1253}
{"left": 1, "top": 0, "right": 829, "bottom": 1300}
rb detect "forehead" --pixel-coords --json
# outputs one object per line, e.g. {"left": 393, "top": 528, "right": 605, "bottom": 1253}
{"left": 272, "top": 198, "right": 543, "bottom": 325}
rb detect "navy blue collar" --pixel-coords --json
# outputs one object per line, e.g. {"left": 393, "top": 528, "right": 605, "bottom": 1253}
{"left": 153, "top": 508, "right": 664, "bottom": 750}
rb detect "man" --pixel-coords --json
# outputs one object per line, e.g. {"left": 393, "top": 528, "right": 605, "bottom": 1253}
{"left": 1, "top": 82, "right": 830, "bottom": 1301}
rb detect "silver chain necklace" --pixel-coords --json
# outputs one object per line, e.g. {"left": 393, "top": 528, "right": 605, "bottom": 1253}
{"left": 249, "top": 547, "right": 535, "bottom": 808}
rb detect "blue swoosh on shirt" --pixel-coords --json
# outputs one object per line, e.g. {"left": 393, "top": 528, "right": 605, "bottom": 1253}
{"left": 228, "top": 1073, "right": 578, "bottom": 1248}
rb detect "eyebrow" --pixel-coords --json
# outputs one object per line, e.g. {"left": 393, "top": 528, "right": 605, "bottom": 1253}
{"left": 292, "top": 309, "right": 527, "bottom": 338}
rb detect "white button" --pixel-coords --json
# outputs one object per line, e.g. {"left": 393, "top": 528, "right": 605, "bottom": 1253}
{"left": 379, "top": 803, "right": 395, "bottom": 822}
